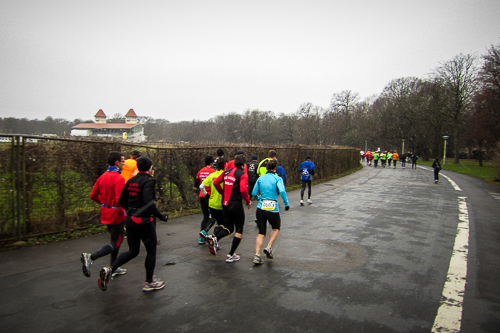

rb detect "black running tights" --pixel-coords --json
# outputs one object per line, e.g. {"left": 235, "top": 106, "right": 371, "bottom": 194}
{"left": 301, "top": 180, "right": 312, "bottom": 199}
{"left": 111, "top": 217, "right": 157, "bottom": 283}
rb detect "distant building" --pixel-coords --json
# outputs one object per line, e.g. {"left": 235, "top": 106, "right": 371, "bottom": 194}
{"left": 70, "top": 109, "right": 145, "bottom": 142}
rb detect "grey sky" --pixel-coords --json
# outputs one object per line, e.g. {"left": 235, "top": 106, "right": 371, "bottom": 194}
{"left": 1, "top": 0, "right": 499, "bottom": 123}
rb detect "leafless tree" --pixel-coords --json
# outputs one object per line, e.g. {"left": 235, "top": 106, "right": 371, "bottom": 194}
{"left": 433, "top": 53, "right": 479, "bottom": 163}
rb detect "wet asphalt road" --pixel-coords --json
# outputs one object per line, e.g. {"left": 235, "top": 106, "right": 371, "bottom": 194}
{"left": 1, "top": 162, "right": 499, "bottom": 333}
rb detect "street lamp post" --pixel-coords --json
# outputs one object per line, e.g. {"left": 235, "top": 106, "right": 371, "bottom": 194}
{"left": 443, "top": 136, "right": 449, "bottom": 166}
{"left": 402, "top": 139, "right": 405, "bottom": 155}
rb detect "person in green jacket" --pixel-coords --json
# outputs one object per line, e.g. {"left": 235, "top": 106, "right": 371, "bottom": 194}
{"left": 257, "top": 150, "right": 277, "bottom": 177}
{"left": 372, "top": 152, "right": 380, "bottom": 168}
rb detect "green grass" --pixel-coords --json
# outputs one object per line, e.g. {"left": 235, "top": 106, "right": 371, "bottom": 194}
{"left": 419, "top": 159, "right": 500, "bottom": 186}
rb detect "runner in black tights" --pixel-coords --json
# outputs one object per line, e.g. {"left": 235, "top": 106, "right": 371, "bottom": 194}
{"left": 210, "top": 155, "right": 251, "bottom": 263}
{"left": 97, "top": 156, "right": 169, "bottom": 292}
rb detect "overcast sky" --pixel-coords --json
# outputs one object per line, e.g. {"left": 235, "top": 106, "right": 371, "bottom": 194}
{"left": 1, "top": 0, "right": 499, "bottom": 123}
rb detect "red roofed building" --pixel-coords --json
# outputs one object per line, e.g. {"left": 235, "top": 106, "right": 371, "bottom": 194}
{"left": 70, "top": 109, "right": 145, "bottom": 142}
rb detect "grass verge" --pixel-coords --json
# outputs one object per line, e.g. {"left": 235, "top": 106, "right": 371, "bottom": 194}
{"left": 419, "top": 159, "right": 500, "bottom": 187}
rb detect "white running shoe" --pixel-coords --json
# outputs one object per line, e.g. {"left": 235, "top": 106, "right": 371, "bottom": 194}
{"left": 142, "top": 279, "right": 165, "bottom": 292}
{"left": 112, "top": 267, "right": 127, "bottom": 277}
{"left": 226, "top": 254, "right": 241, "bottom": 263}
{"left": 300, "top": 200, "right": 304, "bottom": 206}
{"left": 263, "top": 247, "right": 274, "bottom": 259}
{"left": 253, "top": 255, "right": 264, "bottom": 265}
{"left": 208, "top": 235, "right": 218, "bottom": 255}
{"left": 98, "top": 267, "right": 112, "bottom": 291}
{"left": 307, "top": 199, "right": 312, "bottom": 204}
{"left": 81, "top": 253, "right": 93, "bottom": 277}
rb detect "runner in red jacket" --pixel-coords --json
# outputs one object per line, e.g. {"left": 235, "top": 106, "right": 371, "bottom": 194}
{"left": 81, "top": 152, "right": 126, "bottom": 279}
{"left": 210, "top": 155, "right": 251, "bottom": 263}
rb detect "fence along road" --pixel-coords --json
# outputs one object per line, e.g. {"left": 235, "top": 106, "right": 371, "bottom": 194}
{"left": 0, "top": 163, "right": 499, "bottom": 332}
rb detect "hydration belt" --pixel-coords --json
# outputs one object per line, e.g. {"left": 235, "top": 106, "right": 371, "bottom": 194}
{"left": 101, "top": 204, "right": 121, "bottom": 209}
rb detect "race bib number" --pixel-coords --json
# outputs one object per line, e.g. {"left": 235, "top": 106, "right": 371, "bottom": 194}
{"left": 302, "top": 168, "right": 309, "bottom": 175}
{"left": 261, "top": 200, "right": 276, "bottom": 210}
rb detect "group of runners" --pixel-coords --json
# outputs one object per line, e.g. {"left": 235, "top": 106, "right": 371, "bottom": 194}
{"left": 361, "top": 150, "right": 420, "bottom": 169}
{"left": 361, "top": 150, "right": 442, "bottom": 183}
{"left": 80, "top": 149, "right": 316, "bottom": 292}
{"left": 195, "top": 149, "right": 315, "bottom": 265}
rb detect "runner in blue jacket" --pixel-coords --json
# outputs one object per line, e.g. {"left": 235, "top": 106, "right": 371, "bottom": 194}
{"left": 251, "top": 159, "right": 289, "bottom": 265}
{"left": 298, "top": 156, "right": 315, "bottom": 205}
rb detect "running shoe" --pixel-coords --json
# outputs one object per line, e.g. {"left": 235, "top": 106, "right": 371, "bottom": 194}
{"left": 98, "top": 267, "right": 112, "bottom": 291}
{"left": 198, "top": 237, "right": 206, "bottom": 245}
{"left": 208, "top": 235, "right": 218, "bottom": 255}
{"left": 142, "top": 279, "right": 165, "bottom": 292}
{"left": 112, "top": 267, "right": 127, "bottom": 277}
{"left": 263, "top": 247, "right": 274, "bottom": 259}
{"left": 226, "top": 254, "right": 241, "bottom": 263}
{"left": 307, "top": 199, "right": 312, "bottom": 205}
{"left": 253, "top": 255, "right": 263, "bottom": 265}
{"left": 81, "top": 253, "right": 93, "bottom": 277}
{"left": 199, "top": 230, "right": 209, "bottom": 240}
{"left": 300, "top": 200, "right": 304, "bottom": 206}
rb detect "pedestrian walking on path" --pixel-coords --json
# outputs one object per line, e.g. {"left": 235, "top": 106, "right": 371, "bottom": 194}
{"left": 411, "top": 153, "right": 419, "bottom": 169}
{"left": 432, "top": 158, "right": 442, "bottom": 183}
{"left": 98, "top": 156, "right": 169, "bottom": 292}
{"left": 298, "top": 155, "right": 315, "bottom": 205}
{"left": 81, "top": 152, "right": 126, "bottom": 279}
{"left": 251, "top": 159, "right": 289, "bottom": 265}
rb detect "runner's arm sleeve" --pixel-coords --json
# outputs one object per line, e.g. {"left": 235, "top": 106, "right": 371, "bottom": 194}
{"left": 114, "top": 177, "right": 125, "bottom": 204}
{"left": 239, "top": 173, "right": 250, "bottom": 205}
{"left": 143, "top": 179, "right": 163, "bottom": 218}
{"left": 90, "top": 180, "right": 101, "bottom": 204}
{"left": 194, "top": 177, "right": 200, "bottom": 189}
{"left": 277, "top": 178, "right": 289, "bottom": 207}
{"left": 200, "top": 179, "right": 209, "bottom": 196}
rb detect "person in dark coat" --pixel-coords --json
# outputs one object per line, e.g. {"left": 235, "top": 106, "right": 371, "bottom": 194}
{"left": 432, "top": 158, "right": 442, "bottom": 184}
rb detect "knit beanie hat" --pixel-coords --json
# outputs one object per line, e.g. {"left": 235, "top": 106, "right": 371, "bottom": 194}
{"left": 137, "top": 156, "right": 152, "bottom": 171}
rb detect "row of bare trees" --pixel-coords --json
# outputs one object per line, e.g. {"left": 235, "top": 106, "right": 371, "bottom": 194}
{"left": 2, "top": 45, "right": 499, "bottom": 164}
{"left": 142, "top": 45, "right": 498, "bottom": 162}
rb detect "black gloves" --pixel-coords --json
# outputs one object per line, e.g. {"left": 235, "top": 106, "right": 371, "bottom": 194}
{"left": 285, "top": 206, "right": 290, "bottom": 211}
{"left": 160, "top": 214, "right": 169, "bottom": 222}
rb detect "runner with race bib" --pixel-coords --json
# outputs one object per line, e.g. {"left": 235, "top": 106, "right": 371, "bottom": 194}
{"left": 251, "top": 159, "right": 289, "bottom": 265}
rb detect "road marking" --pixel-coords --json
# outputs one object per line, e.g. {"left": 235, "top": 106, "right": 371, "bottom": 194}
{"left": 432, "top": 196, "right": 469, "bottom": 333}
{"left": 489, "top": 192, "right": 500, "bottom": 201}
{"left": 441, "top": 173, "right": 462, "bottom": 191}
{"left": 419, "top": 167, "right": 462, "bottom": 191}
